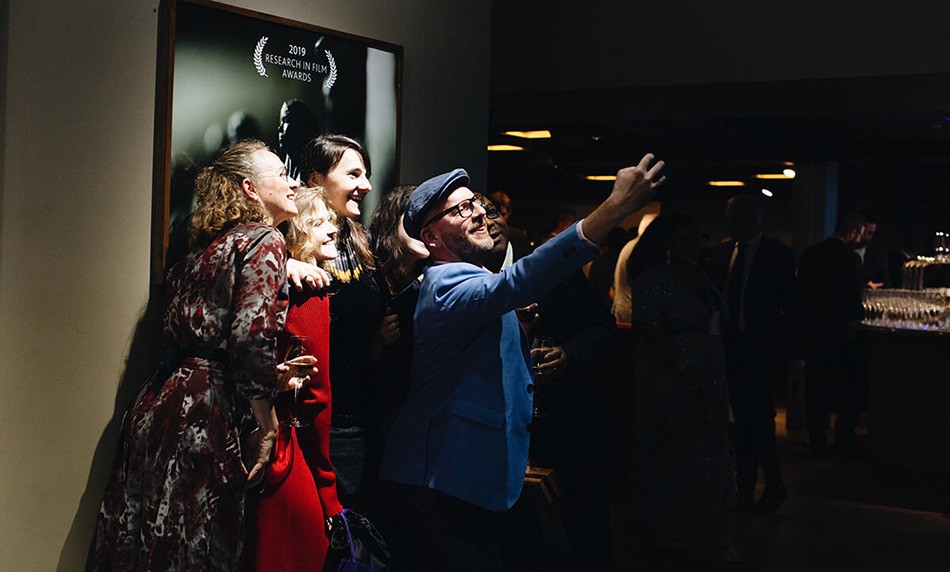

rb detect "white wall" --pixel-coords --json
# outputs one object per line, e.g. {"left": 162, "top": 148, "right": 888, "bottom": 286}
{"left": 0, "top": 1, "right": 491, "bottom": 569}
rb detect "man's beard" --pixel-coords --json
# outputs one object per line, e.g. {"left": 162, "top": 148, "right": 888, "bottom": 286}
{"left": 444, "top": 229, "right": 494, "bottom": 266}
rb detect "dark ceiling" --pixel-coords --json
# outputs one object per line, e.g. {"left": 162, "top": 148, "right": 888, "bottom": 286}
{"left": 487, "top": 75, "right": 950, "bottom": 207}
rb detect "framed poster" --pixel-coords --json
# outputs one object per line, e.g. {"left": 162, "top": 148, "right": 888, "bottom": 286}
{"left": 152, "top": 0, "right": 402, "bottom": 281}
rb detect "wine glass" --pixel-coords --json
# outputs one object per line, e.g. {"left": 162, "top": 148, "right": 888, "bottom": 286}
{"left": 282, "top": 335, "right": 312, "bottom": 428}
{"left": 321, "top": 275, "right": 341, "bottom": 297}
{"left": 531, "top": 336, "right": 555, "bottom": 376}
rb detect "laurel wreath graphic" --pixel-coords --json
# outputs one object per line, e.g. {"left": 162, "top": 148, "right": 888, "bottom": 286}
{"left": 323, "top": 50, "right": 337, "bottom": 90}
{"left": 253, "top": 36, "right": 268, "bottom": 77}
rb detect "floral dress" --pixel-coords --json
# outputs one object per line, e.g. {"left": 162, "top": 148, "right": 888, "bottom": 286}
{"left": 93, "top": 222, "right": 288, "bottom": 571}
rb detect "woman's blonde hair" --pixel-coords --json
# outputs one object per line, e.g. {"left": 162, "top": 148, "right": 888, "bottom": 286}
{"left": 189, "top": 139, "right": 270, "bottom": 249}
{"left": 285, "top": 186, "right": 337, "bottom": 267}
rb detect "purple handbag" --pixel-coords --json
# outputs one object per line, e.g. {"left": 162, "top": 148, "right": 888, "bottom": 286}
{"left": 330, "top": 509, "right": 391, "bottom": 572}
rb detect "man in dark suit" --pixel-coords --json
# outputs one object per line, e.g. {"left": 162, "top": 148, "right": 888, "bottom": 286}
{"left": 710, "top": 195, "right": 801, "bottom": 514}
{"left": 855, "top": 215, "right": 891, "bottom": 288}
{"left": 798, "top": 212, "right": 866, "bottom": 454}
{"left": 486, "top": 204, "right": 616, "bottom": 570}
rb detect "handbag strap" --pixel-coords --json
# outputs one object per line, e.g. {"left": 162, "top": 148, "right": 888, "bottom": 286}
{"left": 338, "top": 508, "right": 358, "bottom": 561}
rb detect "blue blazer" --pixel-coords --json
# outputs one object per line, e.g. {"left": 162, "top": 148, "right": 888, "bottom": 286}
{"left": 379, "top": 224, "right": 598, "bottom": 511}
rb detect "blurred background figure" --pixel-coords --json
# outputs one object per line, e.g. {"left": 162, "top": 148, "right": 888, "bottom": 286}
{"left": 708, "top": 195, "right": 800, "bottom": 514}
{"left": 855, "top": 213, "right": 891, "bottom": 288}
{"left": 485, "top": 198, "right": 615, "bottom": 571}
{"left": 626, "top": 214, "right": 738, "bottom": 563}
{"left": 601, "top": 212, "right": 659, "bottom": 507}
{"left": 587, "top": 226, "right": 628, "bottom": 313}
{"left": 548, "top": 207, "right": 578, "bottom": 241}
{"left": 278, "top": 99, "right": 323, "bottom": 181}
{"left": 488, "top": 190, "right": 532, "bottom": 257}
{"left": 799, "top": 212, "right": 866, "bottom": 454}
{"left": 227, "top": 111, "right": 263, "bottom": 146}
{"left": 612, "top": 213, "right": 658, "bottom": 325}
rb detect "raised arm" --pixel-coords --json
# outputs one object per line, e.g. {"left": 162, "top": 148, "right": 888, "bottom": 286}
{"left": 581, "top": 153, "right": 666, "bottom": 243}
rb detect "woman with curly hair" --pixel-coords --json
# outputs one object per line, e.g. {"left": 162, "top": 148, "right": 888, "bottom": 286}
{"left": 93, "top": 140, "right": 316, "bottom": 570}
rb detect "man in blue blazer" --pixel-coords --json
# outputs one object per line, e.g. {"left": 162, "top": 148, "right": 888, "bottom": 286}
{"left": 380, "top": 155, "right": 665, "bottom": 570}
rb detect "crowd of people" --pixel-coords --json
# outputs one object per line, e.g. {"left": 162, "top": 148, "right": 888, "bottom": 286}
{"left": 90, "top": 129, "right": 880, "bottom": 570}
{"left": 610, "top": 198, "right": 878, "bottom": 564}
{"left": 90, "top": 134, "right": 666, "bottom": 571}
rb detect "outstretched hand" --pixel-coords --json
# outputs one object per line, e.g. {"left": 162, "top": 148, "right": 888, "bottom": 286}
{"left": 582, "top": 153, "right": 666, "bottom": 244}
{"left": 610, "top": 153, "right": 666, "bottom": 217}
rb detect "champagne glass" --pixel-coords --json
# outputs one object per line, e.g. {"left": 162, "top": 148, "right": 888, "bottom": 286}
{"left": 283, "top": 335, "right": 312, "bottom": 427}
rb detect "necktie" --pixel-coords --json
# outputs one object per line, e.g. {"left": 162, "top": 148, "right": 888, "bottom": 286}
{"left": 727, "top": 242, "right": 747, "bottom": 331}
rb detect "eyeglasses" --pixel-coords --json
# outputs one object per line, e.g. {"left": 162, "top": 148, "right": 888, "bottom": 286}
{"left": 424, "top": 193, "right": 500, "bottom": 227}
{"left": 256, "top": 167, "right": 296, "bottom": 183}
{"left": 480, "top": 197, "right": 502, "bottom": 220}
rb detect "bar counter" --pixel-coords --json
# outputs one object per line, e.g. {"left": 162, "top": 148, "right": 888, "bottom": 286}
{"left": 862, "top": 324, "right": 950, "bottom": 477}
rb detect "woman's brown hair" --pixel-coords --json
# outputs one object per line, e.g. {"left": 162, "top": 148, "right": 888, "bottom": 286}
{"left": 369, "top": 185, "right": 423, "bottom": 295}
{"left": 298, "top": 134, "right": 375, "bottom": 275}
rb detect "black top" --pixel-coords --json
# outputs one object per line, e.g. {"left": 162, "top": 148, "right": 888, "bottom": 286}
{"left": 328, "top": 251, "right": 383, "bottom": 424}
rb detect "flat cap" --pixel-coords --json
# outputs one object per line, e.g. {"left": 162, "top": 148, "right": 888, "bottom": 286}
{"left": 403, "top": 168, "right": 470, "bottom": 239}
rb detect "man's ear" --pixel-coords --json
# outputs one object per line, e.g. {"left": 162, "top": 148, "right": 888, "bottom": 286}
{"left": 241, "top": 178, "right": 259, "bottom": 202}
{"left": 420, "top": 226, "right": 439, "bottom": 249}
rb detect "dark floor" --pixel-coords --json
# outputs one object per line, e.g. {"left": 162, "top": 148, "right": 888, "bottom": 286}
{"left": 611, "top": 410, "right": 950, "bottom": 571}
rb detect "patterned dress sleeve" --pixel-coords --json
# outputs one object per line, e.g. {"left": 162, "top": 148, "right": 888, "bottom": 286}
{"left": 228, "top": 224, "right": 289, "bottom": 400}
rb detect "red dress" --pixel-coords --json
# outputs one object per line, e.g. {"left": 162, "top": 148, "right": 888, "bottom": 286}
{"left": 251, "top": 288, "right": 343, "bottom": 571}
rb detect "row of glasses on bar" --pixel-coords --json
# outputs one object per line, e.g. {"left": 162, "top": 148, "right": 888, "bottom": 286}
{"left": 861, "top": 288, "right": 950, "bottom": 331}
{"left": 900, "top": 231, "right": 950, "bottom": 289}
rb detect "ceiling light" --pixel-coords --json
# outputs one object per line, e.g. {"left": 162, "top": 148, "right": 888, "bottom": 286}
{"left": 761, "top": 188, "right": 774, "bottom": 197}
{"left": 755, "top": 173, "right": 792, "bottom": 180}
{"left": 707, "top": 181, "right": 745, "bottom": 187}
{"left": 586, "top": 175, "right": 617, "bottom": 181}
{"left": 487, "top": 144, "right": 524, "bottom": 151}
{"left": 783, "top": 168, "right": 796, "bottom": 178}
{"left": 503, "top": 130, "right": 551, "bottom": 139}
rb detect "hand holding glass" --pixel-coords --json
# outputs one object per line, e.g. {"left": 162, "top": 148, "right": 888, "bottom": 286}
{"left": 278, "top": 335, "right": 317, "bottom": 427}
{"left": 531, "top": 336, "right": 563, "bottom": 376}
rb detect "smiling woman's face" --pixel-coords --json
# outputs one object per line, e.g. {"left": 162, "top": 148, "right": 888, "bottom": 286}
{"left": 311, "top": 148, "right": 371, "bottom": 219}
